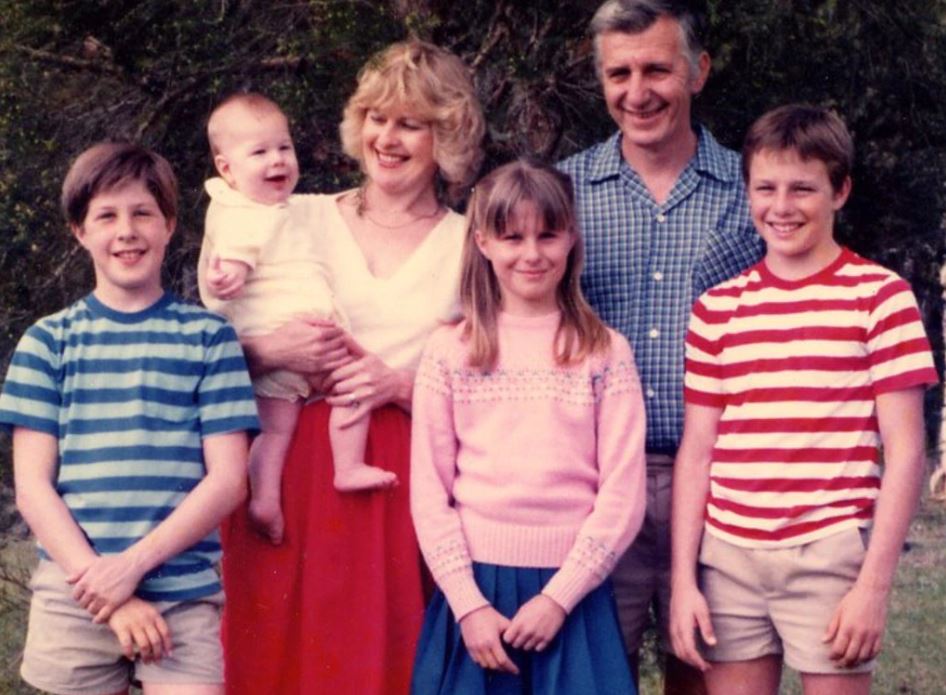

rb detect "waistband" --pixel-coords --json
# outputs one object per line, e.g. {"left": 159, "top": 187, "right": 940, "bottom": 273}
{"left": 645, "top": 451, "right": 675, "bottom": 468}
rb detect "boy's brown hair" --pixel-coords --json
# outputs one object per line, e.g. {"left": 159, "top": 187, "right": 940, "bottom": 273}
{"left": 61, "top": 142, "right": 178, "bottom": 227}
{"left": 742, "top": 104, "right": 854, "bottom": 192}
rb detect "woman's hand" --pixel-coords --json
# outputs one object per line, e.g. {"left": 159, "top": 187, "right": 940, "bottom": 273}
{"left": 324, "top": 334, "right": 413, "bottom": 423}
{"left": 459, "top": 605, "right": 519, "bottom": 674}
{"left": 243, "top": 314, "right": 350, "bottom": 377}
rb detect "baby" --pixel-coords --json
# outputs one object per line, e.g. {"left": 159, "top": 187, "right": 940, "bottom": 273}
{"left": 198, "top": 93, "right": 396, "bottom": 544}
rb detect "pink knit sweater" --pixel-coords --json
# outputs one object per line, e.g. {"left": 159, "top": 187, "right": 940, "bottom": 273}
{"left": 410, "top": 311, "right": 646, "bottom": 621}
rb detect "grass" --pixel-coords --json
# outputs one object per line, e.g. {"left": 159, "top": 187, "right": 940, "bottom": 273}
{"left": 1, "top": 495, "right": 944, "bottom": 693}
{"left": 0, "top": 537, "right": 37, "bottom": 695}
{"left": 635, "top": 493, "right": 946, "bottom": 695}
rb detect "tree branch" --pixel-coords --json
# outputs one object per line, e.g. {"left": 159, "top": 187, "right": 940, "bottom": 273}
{"left": 12, "top": 45, "right": 121, "bottom": 76}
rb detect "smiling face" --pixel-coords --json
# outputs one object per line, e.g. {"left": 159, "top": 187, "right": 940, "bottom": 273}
{"left": 748, "top": 147, "right": 851, "bottom": 280}
{"left": 213, "top": 106, "right": 299, "bottom": 205}
{"left": 597, "top": 16, "right": 709, "bottom": 162}
{"left": 360, "top": 105, "right": 438, "bottom": 198}
{"left": 72, "top": 180, "right": 175, "bottom": 311}
{"left": 475, "top": 201, "right": 575, "bottom": 317}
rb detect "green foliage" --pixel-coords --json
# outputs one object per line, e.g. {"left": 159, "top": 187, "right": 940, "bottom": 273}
{"left": 0, "top": 0, "right": 944, "bottom": 473}
{"left": 0, "top": 1, "right": 945, "bottom": 687}
{"left": 0, "top": 0, "right": 405, "bottom": 339}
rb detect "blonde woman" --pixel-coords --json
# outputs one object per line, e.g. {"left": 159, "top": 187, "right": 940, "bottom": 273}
{"left": 221, "top": 40, "right": 485, "bottom": 694}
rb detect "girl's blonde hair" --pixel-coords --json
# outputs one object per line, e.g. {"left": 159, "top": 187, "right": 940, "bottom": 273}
{"left": 460, "top": 159, "right": 611, "bottom": 370}
{"left": 339, "top": 40, "right": 485, "bottom": 204}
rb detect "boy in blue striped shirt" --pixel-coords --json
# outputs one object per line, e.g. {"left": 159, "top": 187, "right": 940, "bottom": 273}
{"left": 0, "top": 142, "right": 259, "bottom": 694}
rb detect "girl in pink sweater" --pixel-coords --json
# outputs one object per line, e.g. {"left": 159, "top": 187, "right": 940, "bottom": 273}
{"left": 410, "top": 160, "right": 647, "bottom": 694}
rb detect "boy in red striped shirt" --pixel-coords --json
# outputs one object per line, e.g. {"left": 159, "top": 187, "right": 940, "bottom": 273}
{"left": 668, "top": 104, "right": 937, "bottom": 695}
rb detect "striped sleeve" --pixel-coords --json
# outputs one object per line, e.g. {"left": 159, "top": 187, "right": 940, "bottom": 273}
{"left": 684, "top": 293, "right": 727, "bottom": 407}
{"left": 198, "top": 321, "right": 259, "bottom": 436}
{"left": 0, "top": 320, "right": 62, "bottom": 436}
{"left": 866, "top": 276, "right": 938, "bottom": 393}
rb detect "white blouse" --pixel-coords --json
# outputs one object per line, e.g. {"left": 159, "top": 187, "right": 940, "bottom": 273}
{"left": 299, "top": 193, "right": 465, "bottom": 371}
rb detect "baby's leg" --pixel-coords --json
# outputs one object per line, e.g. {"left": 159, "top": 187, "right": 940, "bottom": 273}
{"left": 248, "top": 397, "right": 301, "bottom": 544}
{"left": 329, "top": 407, "right": 397, "bottom": 492}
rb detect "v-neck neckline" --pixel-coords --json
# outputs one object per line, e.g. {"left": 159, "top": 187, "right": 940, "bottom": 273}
{"left": 329, "top": 192, "right": 452, "bottom": 283}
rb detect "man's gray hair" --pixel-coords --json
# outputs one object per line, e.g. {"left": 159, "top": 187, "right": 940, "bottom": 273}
{"left": 591, "top": 0, "right": 705, "bottom": 74}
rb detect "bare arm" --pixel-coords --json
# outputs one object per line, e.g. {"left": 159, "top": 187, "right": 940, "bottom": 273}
{"left": 669, "top": 402, "right": 723, "bottom": 671}
{"left": 824, "top": 386, "right": 926, "bottom": 666}
{"left": 240, "top": 315, "right": 350, "bottom": 378}
{"left": 13, "top": 427, "right": 98, "bottom": 576}
{"left": 70, "top": 431, "right": 250, "bottom": 621}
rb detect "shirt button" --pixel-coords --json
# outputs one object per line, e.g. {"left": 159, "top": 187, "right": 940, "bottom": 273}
{"left": 649, "top": 328, "right": 660, "bottom": 339}
{"left": 656, "top": 213, "right": 667, "bottom": 223}
{"left": 653, "top": 271, "right": 663, "bottom": 281}
{"left": 646, "top": 388, "right": 656, "bottom": 399}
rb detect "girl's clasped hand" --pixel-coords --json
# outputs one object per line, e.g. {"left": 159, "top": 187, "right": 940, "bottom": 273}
{"left": 410, "top": 160, "right": 645, "bottom": 693}
{"left": 459, "top": 595, "right": 567, "bottom": 674}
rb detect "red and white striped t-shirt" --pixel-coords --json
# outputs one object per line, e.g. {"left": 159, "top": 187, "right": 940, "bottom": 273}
{"left": 684, "top": 248, "right": 937, "bottom": 548}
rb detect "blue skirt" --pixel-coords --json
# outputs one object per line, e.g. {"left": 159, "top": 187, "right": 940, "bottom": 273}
{"left": 411, "top": 563, "right": 635, "bottom": 695}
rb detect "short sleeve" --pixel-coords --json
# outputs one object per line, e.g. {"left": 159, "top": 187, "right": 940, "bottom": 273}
{"left": 0, "top": 322, "right": 62, "bottom": 436}
{"left": 197, "top": 320, "right": 259, "bottom": 436}
{"left": 866, "top": 277, "right": 938, "bottom": 394}
{"left": 684, "top": 295, "right": 726, "bottom": 407}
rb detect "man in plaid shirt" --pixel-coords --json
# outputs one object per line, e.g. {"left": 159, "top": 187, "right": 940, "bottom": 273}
{"left": 559, "top": 1, "right": 763, "bottom": 692}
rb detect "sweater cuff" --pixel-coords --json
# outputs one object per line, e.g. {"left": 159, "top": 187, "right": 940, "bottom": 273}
{"left": 542, "top": 534, "right": 617, "bottom": 612}
{"left": 540, "top": 562, "right": 594, "bottom": 614}
{"left": 439, "top": 568, "right": 490, "bottom": 621}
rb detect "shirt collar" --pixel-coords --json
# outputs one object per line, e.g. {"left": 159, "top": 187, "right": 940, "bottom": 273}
{"left": 587, "top": 125, "right": 740, "bottom": 185}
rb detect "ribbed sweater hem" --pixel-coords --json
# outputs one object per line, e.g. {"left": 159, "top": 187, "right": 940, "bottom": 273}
{"left": 462, "top": 511, "right": 579, "bottom": 568}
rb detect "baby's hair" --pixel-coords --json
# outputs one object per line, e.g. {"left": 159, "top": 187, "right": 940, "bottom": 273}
{"left": 207, "top": 91, "right": 287, "bottom": 156}
{"left": 460, "top": 159, "right": 611, "bottom": 370}
{"left": 742, "top": 103, "right": 853, "bottom": 193}
{"left": 61, "top": 141, "right": 178, "bottom": 228}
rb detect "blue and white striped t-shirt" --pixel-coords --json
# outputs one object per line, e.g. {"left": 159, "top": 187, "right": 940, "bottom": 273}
{"left": 0, "top": 292, "right": 259, "bottom": 601}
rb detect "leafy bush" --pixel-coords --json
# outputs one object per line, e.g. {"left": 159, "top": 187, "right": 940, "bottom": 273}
{"left": 1, "top": 0, "right": 944, "bottom": 497}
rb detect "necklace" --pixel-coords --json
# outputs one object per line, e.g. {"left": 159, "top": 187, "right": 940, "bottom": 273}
{"left": 361, "top": 208, "right": 442, "bottom": 229}
{"left": 355, "top": 184, "right": 442, "bottom": 229}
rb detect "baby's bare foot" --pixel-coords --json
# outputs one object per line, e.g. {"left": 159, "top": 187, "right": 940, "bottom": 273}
{"left": 334, "top": 464, "right": 398, "bottom": 492}
{"left": 248, "top": 497, "right": 285, "bottom": 545}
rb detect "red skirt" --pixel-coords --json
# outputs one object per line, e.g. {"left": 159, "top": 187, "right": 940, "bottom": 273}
{"left": 221, "top": 401, "right": 424, "bottom": 694}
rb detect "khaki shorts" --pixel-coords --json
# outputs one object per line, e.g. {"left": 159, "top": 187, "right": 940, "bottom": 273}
{"left": 21, "top": 561, "right": 225, "bottom": 695}
{"left": 611, "top": 456, "right": 673, "bottom": 654}
{"left": 699, "top": 527, "right": 875, "bottom": 674}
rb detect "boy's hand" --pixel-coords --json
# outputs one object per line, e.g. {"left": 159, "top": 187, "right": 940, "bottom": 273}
{"left": 108, "top": 597, "right": 173, "bottom": 663}
{"left": 459, "top": 605, "right": 519, "bottom": 674}
{"left": 669, "top": 583, "right": 716, "bottom": 671}
{"left": 68, "top": 552, "right": 145, "bottom": 622}
{"left": 823, "top": 583, "right": 888, "bottom": 668}
{"left": 502, "top": 594, "right": 566, "bottom": 652}
{"left": 207, "top": 256, "right": 250, "bottom": 300}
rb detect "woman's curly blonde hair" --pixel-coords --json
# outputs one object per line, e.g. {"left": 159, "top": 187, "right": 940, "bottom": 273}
{"left": 339, "top": 40, "right": 485, "bottom": 204}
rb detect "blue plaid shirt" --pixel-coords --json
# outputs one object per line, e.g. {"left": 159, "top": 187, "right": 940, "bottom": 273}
{"left": 559, "top": 126, "right": 763, "bottom": 452}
